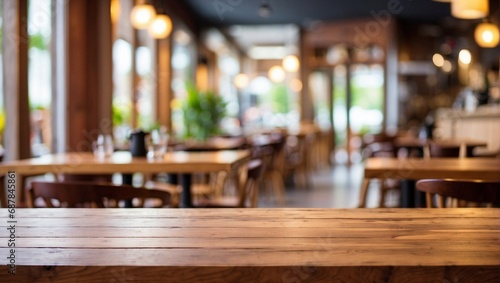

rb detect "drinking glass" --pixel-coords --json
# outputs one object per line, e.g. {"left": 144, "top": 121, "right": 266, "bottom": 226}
{"left": 93, "top": 134, "right": 114, "bottom": 159}
{"left": 147, "top": 130, "right": 168, "bottom": 160}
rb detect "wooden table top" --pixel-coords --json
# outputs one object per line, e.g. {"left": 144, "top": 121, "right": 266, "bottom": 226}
{"left": 173, "top": 136, "right": 248, "bottom": 151}
{"left": 0, "top": 150, "right": 251, "bottom": 175}
{"left": 394, "top": 137, "right": 488, "bottom": 148}
{"left": 1, "top": 208, "right": 499, "bottom": 282}
{"left": 364, "top": 157, "right": 500, "bottom": 180}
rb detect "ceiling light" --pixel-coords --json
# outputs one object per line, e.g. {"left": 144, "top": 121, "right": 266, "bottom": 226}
{"left": 258, "top": 0, "right": 272, "bottom": 18}
{"left": 148, "top": 14, "right": 172, "bottom": 39}
{"left": 110, "top": 0, "right": 120, "bottom": 24}
{"left": 130, "top": 4, "right": 156, "bottom": 29}
{"left": 474, "top": 22, "right": 499, "bottom": 48}
{"left": 268, "top": 66, "right": 286, "bottom": 83}
{"left": 282, "top": 55, "right": 300, "bottom": 72}
{"left": 248, "top": 46, "right": 287, "bottom": 60}
{"left": 234, "top": 73, "right": 250, "bottom": 89}
{"left": 432, "top": 53, "right": 444, "bottom": 67}
{"left": 442, "top": 60, "right": 453, "bottom": 73}
{"left": 451, "top": 0, "right": 488, "bottom": 19}
{"left": 458, "top": 49, "right": 471, "bottom": 65}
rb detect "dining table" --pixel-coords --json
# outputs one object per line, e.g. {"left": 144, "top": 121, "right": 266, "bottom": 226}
{"left": 0, "top": 150, "right": 251, "bottom": 208}
{"left": 0, "top": 207, "right": 498, "bottom": 282}
{"left": 394, "top": 136, "right": 488, "bottom": 157}
{"left": 360, "top": 157, "right": 500, "bottom": 207}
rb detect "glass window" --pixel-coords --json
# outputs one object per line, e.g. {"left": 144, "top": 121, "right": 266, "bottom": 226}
{"left": 310, "top": 71, "right": 330, "bottom": 128}
{"left": 136, "top": 45, "right": 154, "bottom": 130}
{"left": 112, "top": 39, "right": 133, "bottom": 147}
{"left": 333, "top": 65, "right": 347, "bottom": 148}
{"left": 350, "top": 64, "right": 384, "bottom": 134}
{"left": 171, "top": 27, "right": 195, "bottom": 137}
{"left": 28, "top": 0, "right": 52, "bottom": 156}
{"left": 217, "top": 51, "right": 240, "bottom": 132}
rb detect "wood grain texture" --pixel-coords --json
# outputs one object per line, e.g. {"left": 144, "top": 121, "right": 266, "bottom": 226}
{"left": 1, "top": 266, "right": 498, "bottom": 283}
{"left": 0, "top": 208, "right": 498, "bottom": 282}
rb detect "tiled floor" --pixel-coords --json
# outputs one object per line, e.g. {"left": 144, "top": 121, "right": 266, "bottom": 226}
{"left": 258, "top": 163, "right": 394, "bottom": 208}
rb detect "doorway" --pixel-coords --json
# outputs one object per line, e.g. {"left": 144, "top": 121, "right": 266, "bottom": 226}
{"left": 311, "top": 63, "right": 384, "bottom": 164}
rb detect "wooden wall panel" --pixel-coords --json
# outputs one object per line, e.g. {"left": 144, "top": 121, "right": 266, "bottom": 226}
{"left": 2, "top": 0, "right": 31, "bottom": 161}
{"left": 66, "top": 0, "right": 112, "bottom": 152}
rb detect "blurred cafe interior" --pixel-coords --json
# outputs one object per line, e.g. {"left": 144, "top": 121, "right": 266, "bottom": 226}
{"left": 0, "top": 0, "right": 499, "bottom": 209}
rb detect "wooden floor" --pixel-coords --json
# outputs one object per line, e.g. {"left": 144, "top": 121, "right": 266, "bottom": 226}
{"left": 259, "top": 163, "right": 396, "bottom": 208}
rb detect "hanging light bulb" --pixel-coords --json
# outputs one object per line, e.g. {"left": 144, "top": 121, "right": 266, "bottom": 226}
{"left": 110, "top": 0, "right": 120, "bottom": 24}
{"left": 130, "top": 3, "right": 156, "bottom": 29}
{"left": 148, "top": 14, "right": 173, "bottom": 39}
{"left": 475, "top": 22, "right": 499, "bottom": 48}
{"left": 268, "top": 66, "right": 285, "bottom": 83}
{"left": 451, "top": 0, "right": 488, "bottom": 19}
{"left": 234, "top": 73, "right": 250, "bottom": 89}
{"left": 282, "top": 55, "right": 300, "bottom": 72}
{"left": 458, "top": 49, "right": 472, "bottom": 65}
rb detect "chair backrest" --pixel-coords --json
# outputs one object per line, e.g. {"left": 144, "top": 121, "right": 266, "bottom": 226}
{"left": 60, "top": 174, "right": 113, "bottom": 183}
{"left": 238, "top": 159, "right": 265, "bottom": 208}
{"left": 428, "top": 143, "right": 460, "bottom": 158}
{"left": 29, "top": 181, "right": 171, "bottom": 208}
{"left": 416, "top": 179, "right": 500, "bottom": 208}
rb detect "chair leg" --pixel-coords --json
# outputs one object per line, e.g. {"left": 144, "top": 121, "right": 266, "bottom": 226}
{"left": 271, "top": 171, "right": 286, "bottom": 205}
{"left": 358, "top": 178, "right": 370, "bottom": 208}
{"left": 425, "top": 192, "right": 433, "bottom": 208}
{"left": 378, "top": 179, "right": 386, "bottom": 208}
{"left": 437, "top": 195, "right": 445, "bottom": 208}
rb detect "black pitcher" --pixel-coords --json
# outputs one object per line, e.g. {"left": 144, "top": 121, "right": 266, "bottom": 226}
{"left": 129, "top": 130, "right": 148, "bottom": 157}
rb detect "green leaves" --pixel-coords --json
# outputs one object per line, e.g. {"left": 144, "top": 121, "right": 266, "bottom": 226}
{"left": 182, "top": 83, "right": 227, "bottom": 141}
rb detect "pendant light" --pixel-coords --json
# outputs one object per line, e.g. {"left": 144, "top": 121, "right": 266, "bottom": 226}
{"left": 474, "top": 22, "right": 499, "bottom": 48}
{"left": 258, "top": 0, "right": 272, "bottom": 18}
{"left": 148, "top": 14, "right": 173, "bottom": 39}
{"left": 268, "top": 66, "right": 285, "bottom": 83}
{"left": 451, "top": 0, "right": 488, "bottom": 19}
{"left": 130, "top": 2, "right": 156, "bottom": 29}
{"left": 282, "top": 55, "right": 300, "bottom": 72}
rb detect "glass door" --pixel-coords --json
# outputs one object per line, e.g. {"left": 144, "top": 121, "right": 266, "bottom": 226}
{"left": 332, "top": 64, "right": 384, "bottom": 164}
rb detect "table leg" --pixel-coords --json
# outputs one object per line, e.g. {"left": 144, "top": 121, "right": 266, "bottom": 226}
{"left": 180, "top": 174, "right": 192, "bottom": 208}
{"left": 401, "top": 180, "right": 417, "bottom": 208}
{"left": 122, "top": 174, "right": 133, "bottom": 208}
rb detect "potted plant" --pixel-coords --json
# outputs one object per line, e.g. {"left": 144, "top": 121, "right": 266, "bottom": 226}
{"left": 182, "top": 83, "right": 227, "bottom": 141}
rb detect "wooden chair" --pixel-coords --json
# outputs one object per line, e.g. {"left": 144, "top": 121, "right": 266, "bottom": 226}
{"left": 427, "top": 143, "right": 461, "bottom": 158}
{"left": 28, "top": 181, "right": 172, "bottom": 208}
{"left": 59, "top": 174, "right": 113, "bottom": 183}
{"left": 359, "top": 134, "right": 401, "bottom": 207}
{"left": 284, "top": 133, "right": 313, "bottom": 189}
{"left": 255, "top": 134, "right": 287, "bottom": 205}
{"left": 193, "top": 159, "right": 265, "bottom": 208}
{"left": 416, "top": 179, "right": 500, "bottom": 208}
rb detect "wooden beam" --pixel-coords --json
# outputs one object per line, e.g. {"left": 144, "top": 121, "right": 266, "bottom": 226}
{"left": 156, "top": 37, "right": 172, "bottom": 130}
{"left": 2, "top": 0, "right": 31, "bottom": 161}
{"left": 66, "top": 0, "right": 113, "bottom": 151}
